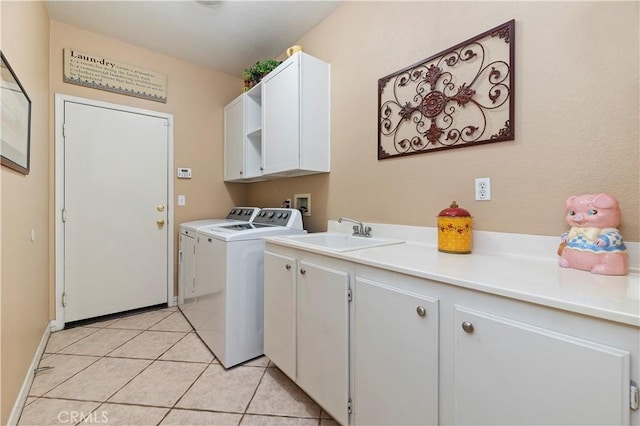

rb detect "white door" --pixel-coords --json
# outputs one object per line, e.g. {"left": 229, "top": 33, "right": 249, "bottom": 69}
{"left": 264, "top": 250, "right": 298, "bottom": 380}
{"left": 454, "top": 306, "right": 630, "bottom": 425}
{"left": 261, "top": 58, "right": 300, "bottom": 175}
{"left": 223, "top": 94, "right": 245, "bottom": 181}
{"left": 296, "top": 260, "right": 350, "bottom": 426}
{"left": 63, "top": 100, "right": 170, "bottom": 322}
{"left": 354, "top": 277, "right": 439, "bottom": 426}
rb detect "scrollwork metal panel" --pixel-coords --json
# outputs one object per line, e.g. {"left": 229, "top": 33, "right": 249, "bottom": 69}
{"left": 378, "top": 20, "right": 515, "bottom": 159}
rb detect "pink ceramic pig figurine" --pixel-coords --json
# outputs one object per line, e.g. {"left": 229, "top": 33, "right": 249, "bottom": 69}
{"left": 559, "top": 193, "right": 628, "bottom": 275}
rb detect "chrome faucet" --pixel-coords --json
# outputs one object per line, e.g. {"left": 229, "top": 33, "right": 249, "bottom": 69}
{"left": 338, "top": 217, "right": 372, "bottom": 238}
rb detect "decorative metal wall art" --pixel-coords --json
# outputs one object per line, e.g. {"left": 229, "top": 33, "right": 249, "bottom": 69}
{"left": 378, "top": 20, "right": 515, "bottom": 160}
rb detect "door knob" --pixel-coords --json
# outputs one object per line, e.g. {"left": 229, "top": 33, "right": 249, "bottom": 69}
{"left": 156, "top": 205, "right": 165, "bottom": 212}
{"left": 462, "top": 321, "right": 475, "bottom": 333}
{"left": 157, "top": 219, "right": 165, "bottom": 227}
{"left": 300, "top": 269, "right": 306, "bottom": 275}
{"left": 285, "top": 264, "right": 291, "bottom": 270}
{"left": 416, "top": 306, "right": 426, "bottom": 317}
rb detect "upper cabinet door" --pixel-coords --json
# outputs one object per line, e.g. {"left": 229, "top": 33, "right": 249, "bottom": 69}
{"left": 454, "top": 306, "right": 631, "bottom": 426}
{"left": 261, "top": 58, "right": 300, "bottom": 175}
{"left": 223, "top": 94, "right": 245, "bottom": 181}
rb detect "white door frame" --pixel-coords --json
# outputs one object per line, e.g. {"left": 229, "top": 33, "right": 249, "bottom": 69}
{"left": 53, "top": 93, "right": 174, "bottom": 331}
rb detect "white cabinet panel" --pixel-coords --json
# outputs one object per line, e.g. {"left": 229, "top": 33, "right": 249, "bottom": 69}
{"left": 454, "top": 306, "right": 631, "bottom": 426}
{"left": 297, "top": 260, "right": 350, "bottom": 426}
{"left": 178, "top": 233, "right": 196, "bottom": 306}
{"left": 223, "top": 94, "right": 245, "bottom": 181}
{"left": 354, "top": 277, "right": 439, "bottom": 425}
{"left": 263, "top": 251, "right": 297, "bottom": 380}
{"left": 262, "top": 59, "right": 300, "bottom": 175}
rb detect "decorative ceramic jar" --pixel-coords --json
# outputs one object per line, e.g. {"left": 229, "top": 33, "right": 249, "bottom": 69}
{"left": 286, "top": 45, "right": 303, "bottom": 57}
{"left": 437, "top": 201, "right": 472, "bottom": 254}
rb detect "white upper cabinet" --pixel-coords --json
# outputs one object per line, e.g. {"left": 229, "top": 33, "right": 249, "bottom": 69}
{"left": 223, "top": 52, "right": 330, "bottom": 182}
{"left": 223, "top": 88, "right": 264, "bottom": 182}
{"left": 223, "top": 94, "right": 245, "bottom": 181}
{"left": 261, "top": 52, "right": 330, "bottom": 177}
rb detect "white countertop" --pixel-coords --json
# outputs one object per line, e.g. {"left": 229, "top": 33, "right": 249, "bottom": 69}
{"left": 265, "top": 222, "right": 640, "bottom": 327}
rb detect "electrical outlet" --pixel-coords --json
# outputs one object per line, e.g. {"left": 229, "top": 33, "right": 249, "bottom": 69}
{"left": 475, "top": 177, "right": 491, "bottom": 201}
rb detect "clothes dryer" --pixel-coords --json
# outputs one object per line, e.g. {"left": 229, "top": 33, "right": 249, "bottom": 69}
{"left": 178, "top": 207, "right": 260, "bottom": 311}
{"left": 193, "top": 208, "right": 305, "bottom": 368}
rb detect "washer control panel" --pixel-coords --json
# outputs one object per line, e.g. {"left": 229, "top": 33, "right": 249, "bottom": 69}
{"left": 225, "top": 207, "right": 260, "bottom": 221}
{"left": 254, "top": 208, "right": 304, "bottom": 230}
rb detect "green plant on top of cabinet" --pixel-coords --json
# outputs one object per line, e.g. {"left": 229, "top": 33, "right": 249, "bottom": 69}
{"left": 223, "top": 52, "right": 330, "bottom": 182}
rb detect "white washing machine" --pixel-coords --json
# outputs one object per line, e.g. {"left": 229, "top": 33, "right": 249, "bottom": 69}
{"left": 193, "top": 208, "right": 305, "bottom": 368}
{"left": 178, "top": 207, "right": 260, "bottom": 310}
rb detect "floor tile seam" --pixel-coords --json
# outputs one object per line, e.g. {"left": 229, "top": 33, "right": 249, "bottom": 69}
{"left": 103, "top": 353, "right": 212, "bottom": 364}
{"left": 149, "top": 329, "right": 195, "bottom": 361}
{"left": 100, "top": 329, "right": 146, "bottom": 357}
{"left": 123, "top": 329, "right": 190, "bottom": 335}
{"left": 167, "top": 361, "right": 211, "bottom": 411}
{"left": 99, "top": 356, "right": 156, "bottom": 404}
{"left": 31, "top": 354, "right": 104, "bottom": 398}
{"left": 238, "top": 365, "right": 270, "bottom": 425}
{"left": 28, "top": 395, "right": 108, "bottom": 405}
{"left": 103, "top": 331, "right": 190, "bottom": 360}
{"left": 40, "top": 400, "right": 168, "bottom": 426}
{"left": 44, "top": 326, "right": 102, "bottom": 354}
{"left": 104, "top": 306, "right": 175, "bottom": 328}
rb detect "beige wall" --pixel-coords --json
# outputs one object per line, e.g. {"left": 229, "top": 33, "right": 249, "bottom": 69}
{"left": 248, "top": 1, "right": 640, "bottom": 242}
{"left": 49, "top": 20, "right": 248, "bottom": 307}
{"left": 1, "top": 2, "right": 50, "bottom": 423}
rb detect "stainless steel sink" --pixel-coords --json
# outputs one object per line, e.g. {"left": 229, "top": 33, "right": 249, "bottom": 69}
{"left": 278, "top": 232, "right": 404, "bottom": 252}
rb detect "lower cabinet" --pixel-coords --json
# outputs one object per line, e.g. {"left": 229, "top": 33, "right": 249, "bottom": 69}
{"left": 353, "top": 276, "right": 439, "bottom": 425}
{"left": 454, "top": 306, "right": 631, "bottom": 426}
{"left": 264, "top": 245, "right": 639, "bottom": 426}
{"left": 297, "top": 260, "right": 350, "bottom": 426}
{"left": 264, "top": 246, "right": 351, "bottom": 425}
{"left": 263, "top": 251, "right": 297, "bottom": 379}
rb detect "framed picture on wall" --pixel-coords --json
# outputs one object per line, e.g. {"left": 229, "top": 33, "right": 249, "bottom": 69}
{"left": 1, "top": 51, "right": 31, "bottom": 175}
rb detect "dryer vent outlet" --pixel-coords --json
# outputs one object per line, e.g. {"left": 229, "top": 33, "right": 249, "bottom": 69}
{"left": 294, "top": 194, "right": 311, "bottom": 217}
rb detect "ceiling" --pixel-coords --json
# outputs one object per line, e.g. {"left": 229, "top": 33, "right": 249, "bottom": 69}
{"left": 45, "top": 0, "right": 341, "bottom": 77}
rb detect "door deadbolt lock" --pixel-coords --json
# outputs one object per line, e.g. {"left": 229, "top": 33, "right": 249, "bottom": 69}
{"left": 157, "top": 219, "right": 165, "bottom": 227}
{"left": 156, "top": 205, "right": 165, "bottom": 212}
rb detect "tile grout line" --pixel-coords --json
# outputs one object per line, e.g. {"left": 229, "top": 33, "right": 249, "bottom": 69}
{"left": 156, "top": 356, "right": 215, "bottom": 425}
{"left": 238, "top": 364, "right": 270, "bottom": 425}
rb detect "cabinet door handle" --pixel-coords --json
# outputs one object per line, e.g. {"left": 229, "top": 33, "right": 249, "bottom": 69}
{"left": 285, "top": 264, "right": 291, "bottom": 270}
{"left": 462, "top": 321, "right": 475, "bottom": 333}
{"left": 300, "top": 269, "right": 306, "bottom": 275}
{"left": 416, "top": 306, "right": 426, "bottom": 317}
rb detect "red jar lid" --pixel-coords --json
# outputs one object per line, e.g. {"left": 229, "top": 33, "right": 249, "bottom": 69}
{"left": 438, "top": 201, "right": 471, "bottom": 217}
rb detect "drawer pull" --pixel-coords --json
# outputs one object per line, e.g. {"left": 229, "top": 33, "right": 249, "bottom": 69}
{"left": 416, "top": 306, "right": 426, "bottom": 317}
{"left": 300, "top": 269, "right": 306, "bottom": 275}
{"left": 462, "top": 321, "right": 475, "bottom": 333}
{"left": 285, "top": 264, "right": 291, "bottom": 270}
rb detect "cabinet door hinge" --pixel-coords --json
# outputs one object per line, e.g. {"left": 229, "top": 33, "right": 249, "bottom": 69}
{"left": 347, "top": 397, "right": 352, "bottom": 414}
{"left": 63, "top": 123, "right": 67, "bottom": 137}
{"left": 347, "top": 288, "right": 353, "bottom": 302}
{"left": 62, "top": 292, "right": 68, "bottom": 308}
{"left": 62, "top": 209, "right": 67, "bottom": 222}
{"left": 631, "top": 380, "right": 639, "bottom": 410}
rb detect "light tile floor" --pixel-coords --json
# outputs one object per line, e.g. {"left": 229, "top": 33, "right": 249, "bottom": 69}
{"left": 19, "top": 306, "right": 337, "bottom": 426}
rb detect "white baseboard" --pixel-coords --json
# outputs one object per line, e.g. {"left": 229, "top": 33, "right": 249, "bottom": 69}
{"left": 7, "top": 321, "right": 52, "bottom": 426}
